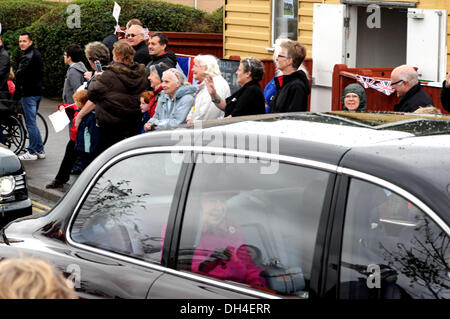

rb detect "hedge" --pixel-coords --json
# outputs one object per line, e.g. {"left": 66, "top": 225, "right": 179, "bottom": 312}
{"left": 1, "top": 0, "right": 223, "bottom": 97}
{"left": 0, "top": 0, "right": 56, "bottom": 31}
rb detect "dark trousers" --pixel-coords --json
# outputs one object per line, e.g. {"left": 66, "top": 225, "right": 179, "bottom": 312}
{"left": 55, "top": 140, "right": 77, "bottom": 183}
{"left": 55, "top": 140, "right": 96, "bottom": 183}
{"left": 97, "top": 125, "right": 140, "bottom": 155}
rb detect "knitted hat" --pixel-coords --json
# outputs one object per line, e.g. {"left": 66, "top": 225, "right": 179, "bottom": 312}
{"left": 341, "top": 83, "right": 367, "bottom": 111}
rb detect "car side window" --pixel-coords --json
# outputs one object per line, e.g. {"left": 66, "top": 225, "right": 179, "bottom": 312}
{"left": 71, "top": 152, "right": 184, "bottom": 263}
{"left": 177, "top": 154, "right": 330, "bottom": 298}
{"left": 340, "top": 178, "right": 450, "bottom": 299}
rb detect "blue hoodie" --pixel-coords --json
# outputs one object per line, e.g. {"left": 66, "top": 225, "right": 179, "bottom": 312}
{"left": 148, "top": 85, "right": 196, "bottom": 130}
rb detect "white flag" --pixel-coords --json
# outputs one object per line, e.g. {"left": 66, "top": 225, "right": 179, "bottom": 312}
{"left": 113, "top": 2, "right": 121, "bottom": 25}
{"left": 48, "top": 110, "right": 70, "bottom": 133}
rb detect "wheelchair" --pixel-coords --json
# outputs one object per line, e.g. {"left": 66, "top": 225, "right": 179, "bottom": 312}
{"left": 0, "top": 98, "right": 48, "bottom": 155}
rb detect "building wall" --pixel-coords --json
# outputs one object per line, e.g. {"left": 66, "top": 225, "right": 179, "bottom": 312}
{"left": 224, "top": 0, "right": 272, "bottom": 59}
{"left": 225, "top": 0, "right": 450, "bottom": 71}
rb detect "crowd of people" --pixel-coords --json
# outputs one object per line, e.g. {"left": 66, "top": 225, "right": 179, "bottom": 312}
{"left": 1, "top": 18, "right": 450, "bottom": 189}
{"left": 0, "top": 18, "right": 314, "bottom": 190}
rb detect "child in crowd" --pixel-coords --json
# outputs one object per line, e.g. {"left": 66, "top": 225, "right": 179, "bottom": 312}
{"left": 140, "top": 91, "right": 153, "bottom": 133}
{"left": 46, "top": 90, "right": 98, "bottom": 189}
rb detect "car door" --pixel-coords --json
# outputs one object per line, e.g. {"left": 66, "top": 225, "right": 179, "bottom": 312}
{"left": 66, "top": 150, "right": 187, "bottom": 298}
{"left": 148, "top": 150, "right": 334, "bottom": 299}
{"left": 326, "top": 174, "right": 450, "bottom": 299}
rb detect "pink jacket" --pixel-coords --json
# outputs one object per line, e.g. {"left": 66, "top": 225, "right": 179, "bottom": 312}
{"left": 191, "top": 220, "right": 266, "bottom": 288}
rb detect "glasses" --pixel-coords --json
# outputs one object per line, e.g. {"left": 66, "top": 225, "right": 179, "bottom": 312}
{"left": 125, "top": 33, "right": 137, "bottom": 39}
{"left": 390, "top": 79, "right": 403, "bottom": 86}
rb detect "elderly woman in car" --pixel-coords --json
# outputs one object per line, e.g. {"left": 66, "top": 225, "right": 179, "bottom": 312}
{"left": 186, "top": 54, "right": 230, "bottom": 123}
{"left": 144, "top": 68, "right": 196, "bottom": 131}
{"left": 191, "top": 190, "right": 266, "bottom": 288}
{"left": 206, "top": 57, "right": 265, "bottom": 117}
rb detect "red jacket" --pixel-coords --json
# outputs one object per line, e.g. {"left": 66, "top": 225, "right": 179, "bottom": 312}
{"left": 58, "top": 103, "right": 79, "bottom": 141}
{"left": 148, "top": 85, "right": 163, "bottom": 119}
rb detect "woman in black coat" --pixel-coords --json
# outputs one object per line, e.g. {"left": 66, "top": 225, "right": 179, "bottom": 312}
{"left": 206, "top": 57, "right": 265, "bottom": 117}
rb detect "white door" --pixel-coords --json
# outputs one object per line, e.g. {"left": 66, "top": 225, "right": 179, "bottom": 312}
{"left": 312, "top": 3, "right": 347, "bottom": 87}
{"left": 407, "top": 8, "right": 447, "bottom": 82}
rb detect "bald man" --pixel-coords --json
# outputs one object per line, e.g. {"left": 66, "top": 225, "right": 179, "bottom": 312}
{"left": 390, "top": 65, "right": 433, "bottom": 113}
{"left": 125, "top": 24, "right": 150, "bottom": 65}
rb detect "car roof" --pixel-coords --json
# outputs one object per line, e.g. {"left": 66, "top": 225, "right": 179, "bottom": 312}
{"left": 103, "top": 111, "right": 450, "bottom": 222}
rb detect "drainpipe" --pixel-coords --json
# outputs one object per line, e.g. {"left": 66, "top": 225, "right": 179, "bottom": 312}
{"left": 194, "top": 0, "right": 197, "bottom": 9}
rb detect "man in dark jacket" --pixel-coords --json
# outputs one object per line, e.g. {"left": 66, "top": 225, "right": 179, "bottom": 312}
{"left": 440, "top": 72, "right": 450, "bottom": 112}
{"left": 391, "top": 65, "right": 433, "bottom": 113}
{"left": 15, "top": 32, "right": 45, "bottom": 161}
{"left": 269, "top": 40, "right": 310, "bottom": 113}
{"left": 0, "top": 36, "right": 10, "bottom": 98}
{"left": 146, "top": 32, "right": 177, "bottom": 73}
{"left": 126, "top": 24, "right": 150, "bottom": 65}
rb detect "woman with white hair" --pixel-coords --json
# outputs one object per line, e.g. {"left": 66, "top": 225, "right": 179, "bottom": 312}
{"left": 186, "top": 55, "right": 230, "bottom": 123}
{"left": 145, "top": 68, "right": 196, "bottom": 131}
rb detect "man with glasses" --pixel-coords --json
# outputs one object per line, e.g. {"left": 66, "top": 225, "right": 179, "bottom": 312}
{"left": 125, "top": 24, "right": 150, "bottom": 65}
{"left": 268, "top": 39, "right": 310, "bottom": 114}
{"left": 391, "top": 65, "right": 433, "bottom": 113}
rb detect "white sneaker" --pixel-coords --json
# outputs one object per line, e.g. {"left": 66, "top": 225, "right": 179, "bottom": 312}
{"left": 19, "top": 152, "right": 38, "bottom": 161}
{"left": 37, "top": 151, "right": 46, "bottom": 159}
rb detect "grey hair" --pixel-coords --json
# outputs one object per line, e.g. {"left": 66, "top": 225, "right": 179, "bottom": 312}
{"left": 194, "top": 54, "right": 221, "bottom": 76}
{"left": 163, "top": 68, "right": 186, "bottom": 85}
{"left": 149, "top": 62, "right": 170, "bottom": 81}
{"left": 84, "top": 41, "right": 110, "bottom": 65}
{"left": 240, "top": 57, "right": 264, "bottom": 82}
{"left": 128, "top": 24, "right": 146, "bottom": 35}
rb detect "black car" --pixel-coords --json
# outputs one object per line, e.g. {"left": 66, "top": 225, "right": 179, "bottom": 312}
{"left": 0, "top": 112, "right": 449, "bottom": 299}
{"left": 0, "top": 146, "right": 32, "bottom": 227}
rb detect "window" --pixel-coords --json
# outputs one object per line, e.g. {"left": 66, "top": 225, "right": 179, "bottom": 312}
{"left": 71, "top": 152, "right": 184, "bottom": 263}
{"left": 272, "top": 0, "right": 298, "bottom": 45}
{"left": 177, "top": 154, "right": 330, "bottom": 298}
{"left": 340, "top": 179, "right": 450, "bottom": 299}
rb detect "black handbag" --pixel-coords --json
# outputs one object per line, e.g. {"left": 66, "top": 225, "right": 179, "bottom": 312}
{"left": 260, "top": 262, "right": 305, "bottom": 295}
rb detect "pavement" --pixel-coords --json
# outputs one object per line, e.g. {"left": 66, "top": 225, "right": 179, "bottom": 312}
{"left": 21, "top": 97, "right": 79, "bottom": 203}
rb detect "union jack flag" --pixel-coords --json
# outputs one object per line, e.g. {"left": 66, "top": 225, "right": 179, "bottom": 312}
{"left": 176, "top": 55, "right": 196, "bottom": 85}
{"left": 374, "top": 80, "right": 395, "bottom": 96}
{"left": 356, "top": 75, "right": 377, "bottom": 89}
{"left": 356, "top": 75, "right": 395, "bottom": 96}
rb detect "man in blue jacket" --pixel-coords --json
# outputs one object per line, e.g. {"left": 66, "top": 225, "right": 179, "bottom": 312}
{"left": 15, "top": 32, "right": 45, "bottom": 161}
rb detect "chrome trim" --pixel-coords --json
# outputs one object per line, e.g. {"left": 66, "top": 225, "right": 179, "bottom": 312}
{"left": 65, "top": 145, "right": 337, "bottom": 299}
{"left": 338, "top": 167, "right": 450, "bottom": 237}
{"left": 379, "top": 218, "right": 417, "bottom": 227}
